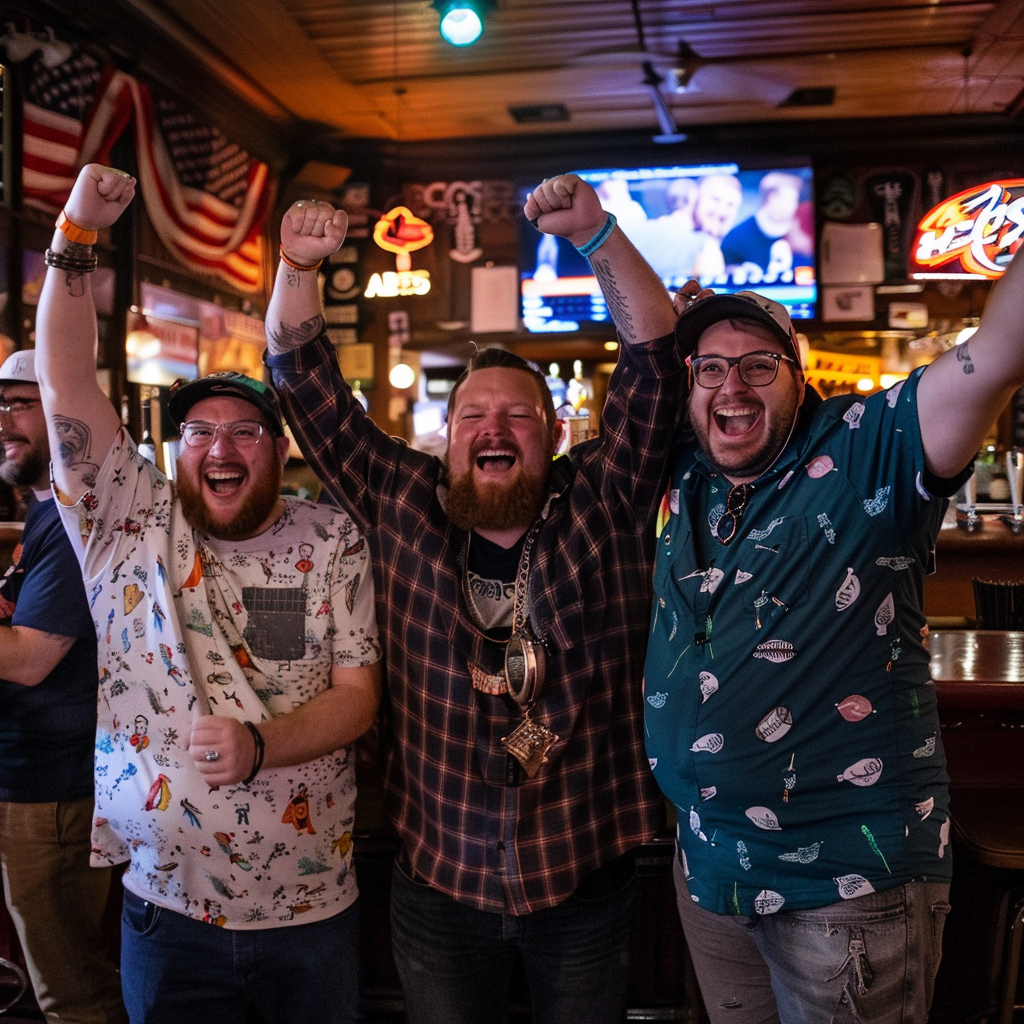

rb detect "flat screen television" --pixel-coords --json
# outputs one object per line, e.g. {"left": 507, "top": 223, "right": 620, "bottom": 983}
{"left": 520, "top": 162, "right": 816, "bottom": 333}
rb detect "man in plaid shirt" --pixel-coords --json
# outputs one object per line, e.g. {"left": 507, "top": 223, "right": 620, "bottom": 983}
{"left": 266, "top": 175, "right": 685, "bottom": 1023}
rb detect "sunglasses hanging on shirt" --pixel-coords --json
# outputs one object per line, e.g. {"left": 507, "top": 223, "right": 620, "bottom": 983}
{"left": 715, "top": 483, "right": 752, "bottom": 545}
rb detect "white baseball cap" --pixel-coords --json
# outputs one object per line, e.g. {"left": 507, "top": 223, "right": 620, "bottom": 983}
{"left": 0, "top": 350, "right": 37, "bottom": 386}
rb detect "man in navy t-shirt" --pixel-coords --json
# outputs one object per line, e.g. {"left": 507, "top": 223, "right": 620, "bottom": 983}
{"left": 0, "top": 349, "right": 125, "bottom": 1023}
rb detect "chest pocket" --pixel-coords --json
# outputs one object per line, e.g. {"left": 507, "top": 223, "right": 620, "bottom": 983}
{"left": 731, "top": 512, "right": 811, "bottom": 621}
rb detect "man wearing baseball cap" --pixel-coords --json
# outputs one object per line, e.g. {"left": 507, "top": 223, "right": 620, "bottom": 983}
{"left": 643, "top": 257, "right": 1024, "bottom": 1022}
{"left": 34, "top": 164, "right": 382, "bottom": 1023}
{"left": 0, "top": 348, "right": 126, "bottom": 1023}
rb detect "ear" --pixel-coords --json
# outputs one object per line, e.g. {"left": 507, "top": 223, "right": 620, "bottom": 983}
{"left": 275, "top": 434, "right": 292, "bottom": 463}
{"left": 552, "top": 418, "right": 566, "bottom": 453}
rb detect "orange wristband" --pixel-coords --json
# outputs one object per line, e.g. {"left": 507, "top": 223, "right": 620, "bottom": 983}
{"left": 278, "top": 246, "right": 322, "bottom": 272}
{"left": 56, "top": 210, "right": 98, "bottom": 246}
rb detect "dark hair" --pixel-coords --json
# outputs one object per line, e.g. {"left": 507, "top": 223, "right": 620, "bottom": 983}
{"left": 446, "top": 348, "right": 557, "bottom": 433}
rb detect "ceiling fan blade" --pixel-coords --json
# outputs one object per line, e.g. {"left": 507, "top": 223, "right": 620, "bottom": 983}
{"left": 642, "top": 62, "right": 687, "bottom": 143}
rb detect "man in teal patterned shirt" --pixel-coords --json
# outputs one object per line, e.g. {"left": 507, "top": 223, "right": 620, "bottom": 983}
{"left": 644, "top": 247, "right": 1024, "bottom": 1024}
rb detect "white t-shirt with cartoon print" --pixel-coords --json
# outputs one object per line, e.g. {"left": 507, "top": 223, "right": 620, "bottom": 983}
{"left": 58, "top": 427, "right": 379, "bottom": 929}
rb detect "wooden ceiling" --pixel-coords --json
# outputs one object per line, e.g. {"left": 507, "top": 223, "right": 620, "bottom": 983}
{"left": 60, "top": 0, "right": 1024, "bottom": 150}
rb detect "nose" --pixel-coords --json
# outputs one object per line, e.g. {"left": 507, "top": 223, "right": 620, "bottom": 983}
{"left": 207, "top": 425, "right": 237, "bottom": 455}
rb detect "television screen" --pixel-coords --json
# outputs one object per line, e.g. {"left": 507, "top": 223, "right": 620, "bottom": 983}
{"left": 520, "top": 162, "right": 816, "bottom": 333}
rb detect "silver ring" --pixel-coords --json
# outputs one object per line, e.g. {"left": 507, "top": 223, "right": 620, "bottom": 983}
{"left": 204, "top": 749, "right": 220, "bottom": 762}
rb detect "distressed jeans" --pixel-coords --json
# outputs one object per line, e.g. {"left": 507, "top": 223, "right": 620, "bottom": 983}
{"left": 674, "top": 857, "right": 950, "bottom": 1024}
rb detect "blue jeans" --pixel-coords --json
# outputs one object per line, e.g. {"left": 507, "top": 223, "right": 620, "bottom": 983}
{"left": 390, "top": 854, "right": 637, "bottom": 1024}
{"left": 673, "top": 857, "right": 950, "bottom": 1024}
{"left": 120, "top": 889, "right": 361, "bottom": 1024}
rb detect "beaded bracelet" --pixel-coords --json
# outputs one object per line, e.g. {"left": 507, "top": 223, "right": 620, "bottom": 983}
{"left": 242, "top": 721, "right": 266, "bottom": 785}
{"left": 44, "top": 248, "right": 98, "bottom": 274}
{"left": 279, "top": 245, "right": 322, "bottom": 272}
{"left": 574, "top": 212, "right": 618, "bottom": 258}
{"left": 56, "top": 210, "right": 98, "bottom": 246}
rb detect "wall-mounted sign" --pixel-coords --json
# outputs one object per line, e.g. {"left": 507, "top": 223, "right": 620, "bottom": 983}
{"left": 910, "top": 179, "right": 1024, "bottom": 280}
{"left": 364, "top": 270, "right": 431, "bottom": 298}
{"left": 373, "top": 206, "right": 434, "bottom": 271}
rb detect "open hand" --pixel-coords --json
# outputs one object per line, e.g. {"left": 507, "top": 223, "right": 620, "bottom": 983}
{"left": 281, "top": 200, "right": 348, "bottom": 266}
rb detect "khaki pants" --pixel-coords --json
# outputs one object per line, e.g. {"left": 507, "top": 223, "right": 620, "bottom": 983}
{"left": 0, "top": 796, "right": 127, "bottom": 1024}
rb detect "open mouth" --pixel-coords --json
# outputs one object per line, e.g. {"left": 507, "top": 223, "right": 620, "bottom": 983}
{"left": 714, "top": 406, "right": 759, "bottom": 437}
{"left": 475, "top": 448, "right": 517, "bottom": 473}
{"left": 205, "top": 468, "right": 245, "bottom": 495}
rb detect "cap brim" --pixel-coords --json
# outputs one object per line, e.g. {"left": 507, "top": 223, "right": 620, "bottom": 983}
{"left": 676, "top": 294, "right": 795, "bottom": 359}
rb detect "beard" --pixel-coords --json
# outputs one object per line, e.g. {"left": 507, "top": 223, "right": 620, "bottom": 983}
{"left": 0, "top": 443, "right": 48, "bottom": 488}
{"left": 689, "top": 392, "right": 800, "bottom": 482}
{"left": 445, "top": 458, "right": 550, "bottom": 534}
{"left": 176, "top": 462, "right": 283, "bottom": 541}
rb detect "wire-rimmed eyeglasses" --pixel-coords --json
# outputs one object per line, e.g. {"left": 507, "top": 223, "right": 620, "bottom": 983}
{"left": 0, "top": 398, "right": 40, "bottom": 416}
{"left": 179, "top": 420, "right": 264, "bottom": 450}
{"left": 715, "top": 483, "right": 752, "bottom": 545}
{"left": 689, "top": 351, "right": 798, "bottom": 389}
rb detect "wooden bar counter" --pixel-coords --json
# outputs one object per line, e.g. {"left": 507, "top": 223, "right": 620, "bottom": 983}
{"left": 926, "top": 516, "right": 1024, "bottom": 623}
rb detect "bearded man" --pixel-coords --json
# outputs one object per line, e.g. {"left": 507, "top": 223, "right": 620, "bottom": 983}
{"left": 265, "top": 177, "right": 684, "bottom": 1023}
{"left": 35, "top": 164, "right": 382, "bottom": 1024}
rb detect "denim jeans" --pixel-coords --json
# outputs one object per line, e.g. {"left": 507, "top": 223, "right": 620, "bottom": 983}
{"left": 120, "top": 889, "right": 361, "bottom": 1024}
{"left": 0, "top": 796, "right": 126, "bottom": 1024}
{"left": 673, "top": 857, "right": 950, "bottom": 1024}
{"left": 390, "top": 855, "right": 637, "bottom": 1024}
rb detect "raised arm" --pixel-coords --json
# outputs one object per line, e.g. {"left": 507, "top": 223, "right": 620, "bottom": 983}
{"left": 917, "top": 250, "right": 1024, "bottom": 478}
{"left": 265, "top": 201, "right": 349, "bottom": 355}
{"left": 36, "top": 164, "right": 134, "bottom": 500}
{"left": 523, "top": 174, "right": 678, "bottom": 346}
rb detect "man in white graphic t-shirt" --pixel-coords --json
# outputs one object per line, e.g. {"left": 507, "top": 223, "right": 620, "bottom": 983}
{"left": 35, "top": 163, "right": 381, "bottom": 1024}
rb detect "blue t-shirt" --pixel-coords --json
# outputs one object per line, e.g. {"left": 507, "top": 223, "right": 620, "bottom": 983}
{"left": 645, "top": 369, "right": 968, "bottom": 916}
{"left": 0, "top": 497, "right": 98, "bottom": 802}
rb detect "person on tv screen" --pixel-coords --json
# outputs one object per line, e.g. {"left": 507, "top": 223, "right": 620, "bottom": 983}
{"left": 722, "top": 171, "right": 813, "bottom": 285}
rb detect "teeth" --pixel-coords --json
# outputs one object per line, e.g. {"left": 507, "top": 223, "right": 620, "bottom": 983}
{"left": 477, "top": 448, "right": 514, "bottom": 458}
{"left": 715, "top": 407, "right": 756, "bottom": 418}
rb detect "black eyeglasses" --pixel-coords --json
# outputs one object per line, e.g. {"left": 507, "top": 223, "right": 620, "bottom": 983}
{"left": 690, "top": 351, "right": 798, "bottom": 389}
{"left": 715, "top": 484, "right": 751, "bottom": 545}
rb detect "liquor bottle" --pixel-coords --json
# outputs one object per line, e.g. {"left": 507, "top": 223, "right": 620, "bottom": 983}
{"left": 138, "top": 397, "right": 157, "bottom": 464}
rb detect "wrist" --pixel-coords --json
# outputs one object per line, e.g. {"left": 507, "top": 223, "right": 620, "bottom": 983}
{"left": 56, "top": 210, "right": 98, "bottom": 246}
{"left": 572, "top": 212, "right": 617, "bottom": 258}
{"left": 279, "top": 246, "right": 323, "bottom": 272}
{"left": 242, "top": 721, "right": 266, "bottom": 784}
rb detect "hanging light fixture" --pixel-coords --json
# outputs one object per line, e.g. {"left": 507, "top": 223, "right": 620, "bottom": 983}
{"left": 432, "top": 0, "right": 495, "bottom": 46}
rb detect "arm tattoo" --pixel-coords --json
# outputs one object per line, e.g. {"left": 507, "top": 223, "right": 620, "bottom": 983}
{"left": 52, "top": 415, "right": 100, "bottom": 488}
{"left": 267, "top": 314, "right": 326, "bottom": 354}
{"left": 956, "top": 341, "right": 975, "bottom": 375}
{"left": 591, "top": 256, "right": 637, "bottom": 342}
{"left": 60, "top": 269, "right": 89, "bottom": 299}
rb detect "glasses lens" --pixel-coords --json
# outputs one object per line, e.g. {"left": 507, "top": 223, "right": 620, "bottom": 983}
{"left": 230, "top": 423, "right": 262, "bottom": 446}
{"left": 694, "top": 358, "right": 728, "bottom": 387}
{"left": 739, "top": 354, "right": 780, "bottom": 386}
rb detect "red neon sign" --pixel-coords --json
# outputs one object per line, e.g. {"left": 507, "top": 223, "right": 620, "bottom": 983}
{"left": 911, "top": 179, "right": 1024, "bottom": 279}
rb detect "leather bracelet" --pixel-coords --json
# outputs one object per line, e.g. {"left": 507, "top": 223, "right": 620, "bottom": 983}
{"left": 56, "top": 211, "right": 98, "bottom": 246}
{"left": 279, "top": 246, "right": 322, "bottom": 272}
{"left": 241, "top": 721, "right": 265, "bottom": 784}
{"left": 574, "top": 212, "right": 617, "bottom": 258}
{"left": 44, "top": 248, "right": 98, "bottom": 273}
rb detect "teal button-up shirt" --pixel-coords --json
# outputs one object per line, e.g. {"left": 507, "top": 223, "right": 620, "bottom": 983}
{"left": 645, "top": 368, "right": 967, "bottom": 916}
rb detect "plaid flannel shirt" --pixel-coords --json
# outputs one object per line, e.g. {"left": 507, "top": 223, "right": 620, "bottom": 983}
{"left": 268, "top": 330, "right": 685, "bottom": 914}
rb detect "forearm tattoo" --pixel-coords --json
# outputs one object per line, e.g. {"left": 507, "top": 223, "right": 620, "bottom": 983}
{"left": 59, "top": 241, "right": 94, "bottom": 298}
{"left": 592, "top": 256, "right": 637, "bottom": 342}
{"left": 956, "top": 341, "right": 975, "bottom": 375}
{"left": 52, "top": 415, "right": 99, "bottom": 488}
{"left": 267, "top": 314, "right": 326, "bottom": 353}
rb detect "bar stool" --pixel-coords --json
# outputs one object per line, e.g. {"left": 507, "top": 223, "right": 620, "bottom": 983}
{"left": 951, "top": 787, "right": 1024, "bottom": 1024}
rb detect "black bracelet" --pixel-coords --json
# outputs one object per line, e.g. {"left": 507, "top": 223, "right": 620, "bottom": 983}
{"left": 44, "top": 248, "right": 98, "bottom": 274}
{"left": 242, "top": 721, "right": 265, "bottom": 784}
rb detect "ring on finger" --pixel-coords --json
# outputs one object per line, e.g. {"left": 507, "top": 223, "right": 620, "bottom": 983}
{"left": 204, "top": 749, "right": 220, "bottom": 763}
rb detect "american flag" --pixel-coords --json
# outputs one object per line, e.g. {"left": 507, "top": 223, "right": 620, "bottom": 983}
{"left": 18, "top": 45, "right": 103, "bottom": 211}
{"left": 80, "top": 69, "right": 275, "bottom": 294}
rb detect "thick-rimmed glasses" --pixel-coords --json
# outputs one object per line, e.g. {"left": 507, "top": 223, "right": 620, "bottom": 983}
{"left": 689, "top": 351, "right": 798, "bottom": 389}
{"left": 180, "top": 420, "right": 264, "bottom": 450}
{"left": 715, "top": 483, "right": 751, "bottom": 545}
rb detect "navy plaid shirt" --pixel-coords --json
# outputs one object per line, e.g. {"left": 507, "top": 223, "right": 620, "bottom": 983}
{"left": 269, "top": 331, "right": 685, "bottom": 914}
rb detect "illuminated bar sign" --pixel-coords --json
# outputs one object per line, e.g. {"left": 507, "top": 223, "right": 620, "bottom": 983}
{"left": 910, "top": 179, "right": 1024, "bottom": 280}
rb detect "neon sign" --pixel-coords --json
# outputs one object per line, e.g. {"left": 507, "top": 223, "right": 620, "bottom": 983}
{"left": 364, "top": 270, "right": 431, "bottom": 298}
{"left": 373, "top": 206, "right": 434, "bottom": 272}
{"left": 910, "top": 179, "right": 1024, "bottom": 279}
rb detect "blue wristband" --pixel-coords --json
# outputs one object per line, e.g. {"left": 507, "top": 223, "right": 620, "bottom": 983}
{"left": 574, "top": 212, "right": 617, "bottom": 258}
